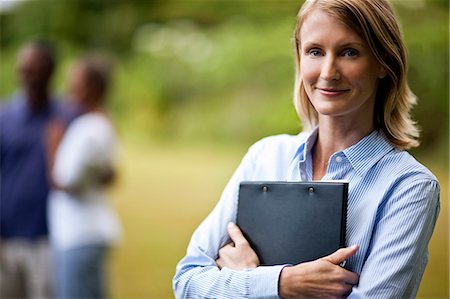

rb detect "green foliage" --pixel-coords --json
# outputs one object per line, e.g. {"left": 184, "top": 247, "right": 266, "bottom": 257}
{"left": 396, "top": 2, "right": 449, "bottom": 152}
{"left": 0, "top": 0, "right": 447, "bottom": 152}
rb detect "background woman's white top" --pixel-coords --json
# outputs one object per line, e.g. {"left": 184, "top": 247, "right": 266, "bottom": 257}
{"left": 49, "top": 112, "right": 121, "bottom": 250}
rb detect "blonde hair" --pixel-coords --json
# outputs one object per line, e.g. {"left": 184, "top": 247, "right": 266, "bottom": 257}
{"left": 293, "top": 0, "right": 419, "bottom": 150}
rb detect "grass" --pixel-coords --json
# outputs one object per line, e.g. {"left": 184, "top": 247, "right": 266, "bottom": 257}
{"left": 109, "top": 140, "right": 245, "bottom": 298}
{"left": 108, "top": 139, "right": 448, "bottom": 299}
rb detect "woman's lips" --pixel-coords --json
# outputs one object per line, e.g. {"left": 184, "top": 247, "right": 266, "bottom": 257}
{"left": 317, "top": 87, "right": 350, "bottom": 97}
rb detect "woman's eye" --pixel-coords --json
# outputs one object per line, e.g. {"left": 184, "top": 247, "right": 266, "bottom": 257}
{"left": 342, "top": 48, "right": 359, "bottom": 57}
{"left": 308, "top": 49, "right": 322, "bottom": 57}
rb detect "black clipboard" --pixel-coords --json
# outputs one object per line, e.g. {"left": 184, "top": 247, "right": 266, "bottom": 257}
{"left": 237, "top": 181, "right": 348, "bottom": 266}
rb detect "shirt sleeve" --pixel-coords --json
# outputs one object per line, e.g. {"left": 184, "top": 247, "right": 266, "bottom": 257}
{"left": 349, "top": 178, "right": 440, "bottom": 299}
{"left": 173, "top": 143, "right": 285, "bottom": 299}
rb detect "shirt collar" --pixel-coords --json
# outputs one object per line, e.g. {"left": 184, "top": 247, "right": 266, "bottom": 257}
{"left": 290, "top": 127, "right": 319, "bottom": 164}
{"left": 342, "top": 130, "right": 395, "bottom": 177}
{"left": 16, "top": 91, "right": 57, "bottom": 119}
{"left": 290, "top": 128, "right": 395, "bottom": 177}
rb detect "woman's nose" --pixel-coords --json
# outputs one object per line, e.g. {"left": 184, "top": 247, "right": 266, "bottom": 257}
{"left": 320, "top": 56, "right": 340, "bottom": 81}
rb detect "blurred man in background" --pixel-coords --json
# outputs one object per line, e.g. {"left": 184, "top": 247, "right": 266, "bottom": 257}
{"left": 0, "top": 40, "right": 68, "bottom": 299}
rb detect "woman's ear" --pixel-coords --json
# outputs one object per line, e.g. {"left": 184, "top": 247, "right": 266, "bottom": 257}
{"left": 378, "top": 66, "right": 388, "bottom": 79}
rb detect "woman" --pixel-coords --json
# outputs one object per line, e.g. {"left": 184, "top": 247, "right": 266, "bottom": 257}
{"left": 173, "top": 0, "right": 440, "bottom": 298}
{"left": 47, "top": 55, "right": 121, "bottom": 299}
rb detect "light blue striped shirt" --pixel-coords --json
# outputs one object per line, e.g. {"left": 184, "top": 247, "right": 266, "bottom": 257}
{"left": 173, "top": 129, "right": 440, "bottom": 299}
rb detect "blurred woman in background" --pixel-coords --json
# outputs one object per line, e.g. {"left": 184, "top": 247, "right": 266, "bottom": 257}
{"left": 47, "top": 55, "right": 121, "bottom": 299}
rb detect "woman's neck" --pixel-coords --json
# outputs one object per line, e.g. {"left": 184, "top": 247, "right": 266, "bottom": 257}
{"left": 311, "top": 116, "right": 375, "bottom": 180}
{"left": 78, "top": 102, "right": 104, "bottom": 115}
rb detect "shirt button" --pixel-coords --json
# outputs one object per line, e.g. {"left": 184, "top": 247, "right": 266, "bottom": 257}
{"left": 335, "top": 156, "right": 343, "bottom": 163}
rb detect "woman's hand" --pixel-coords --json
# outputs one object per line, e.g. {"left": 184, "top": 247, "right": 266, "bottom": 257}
{"left": 279, "top": 245, "right": 359, "bottom": 299}
{"left": 216, "top": 222, "right": 260, "bottom": 270}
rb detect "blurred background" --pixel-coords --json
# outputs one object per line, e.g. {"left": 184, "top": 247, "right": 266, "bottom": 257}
{"left": 0, "top": 0, "right": 448, "bottom": 298}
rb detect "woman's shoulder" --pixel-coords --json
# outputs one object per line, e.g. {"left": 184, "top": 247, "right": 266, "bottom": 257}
{"left": 69, "top": 112, "right": 114, "bottom": 135}
{"left": 62, "top": 112, "right": 116, "bottom": 150}
{"left": 251, "top": 132, "right": 308, "bottom": 149}
{"left": 381, "top": 148, "right": 439, "bottom": 185}
{"left": 248, "top": 132, "right": 308, "bottom": 155}
{"left": 72, "top": 111, "right": 109, "bottom": 125}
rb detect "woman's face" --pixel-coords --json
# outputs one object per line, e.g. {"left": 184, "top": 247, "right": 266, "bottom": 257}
{"left": 68, "top": 64, "right": 89, "bottom": 107}
{"left": 299, "top": 10, "right": 385, "bottom": 125}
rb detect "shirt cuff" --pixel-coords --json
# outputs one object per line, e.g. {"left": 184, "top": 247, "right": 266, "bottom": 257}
{"left": 248, "top": 265, "right": 286, "bottom": 298}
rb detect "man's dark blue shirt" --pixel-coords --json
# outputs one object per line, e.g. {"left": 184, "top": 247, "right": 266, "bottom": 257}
{"left": 0, "top": 93, "right": 75, "bottom": 239}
